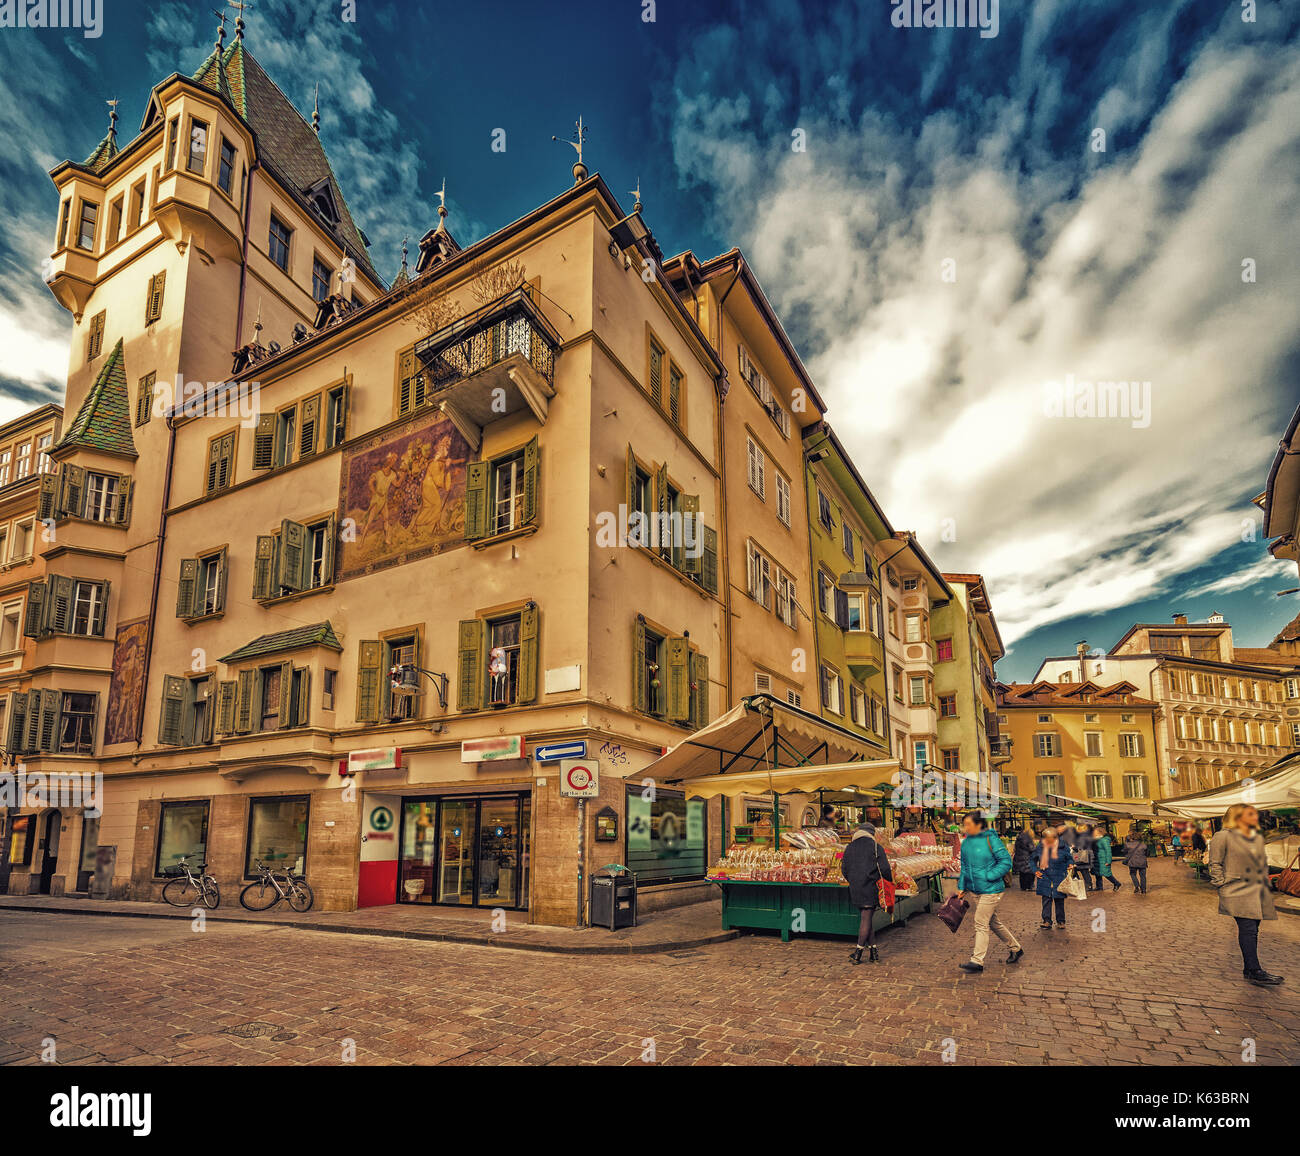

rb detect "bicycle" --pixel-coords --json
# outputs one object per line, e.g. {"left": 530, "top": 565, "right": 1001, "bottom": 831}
{"left": 161, "top": 856, "right": 221, "bottom": 909}
{"left": 239, "top": 859, "right": 315, "bottom": 912}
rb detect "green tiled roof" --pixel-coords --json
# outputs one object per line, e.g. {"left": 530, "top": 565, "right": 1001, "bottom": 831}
{"left": 57, "top": 338, "right": 138, "bottom": 458}
{"left": 192, "top": 40, "right": 381, "bottom": 286}
{"left": 84, "top": 131, "right": 120, "bottom": 172}
{"left": 220, "top": 621, "right": 343, "bottom": 664}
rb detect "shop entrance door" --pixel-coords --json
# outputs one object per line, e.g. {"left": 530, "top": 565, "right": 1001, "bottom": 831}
{"left": 438, "top": 799, "right": 475, "bottom": 905}
{"left": 38, "top": 810, "right": 61, "bottom": 894}
{"left": 76, "top": 815, "right": 100, "bottom": 892}
{"left": 397, "top": 794, "right": 530, "bottom": 910}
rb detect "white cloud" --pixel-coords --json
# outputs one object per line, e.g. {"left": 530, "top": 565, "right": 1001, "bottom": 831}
{"left": 668, "top": 8, "right": 1300, "bottom": 647}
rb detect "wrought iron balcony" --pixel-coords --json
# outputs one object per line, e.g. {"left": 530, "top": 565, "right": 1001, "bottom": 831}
{"left": 411, "top": 285, "right": 561, "bottom": 452}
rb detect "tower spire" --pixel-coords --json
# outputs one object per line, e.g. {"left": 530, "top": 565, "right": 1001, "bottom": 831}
{"left": 435, "top": 178, "right": 448, "bottom": 230}
{"left": 211, "top": 7, "right": 227, "bottom": 51}
{"left": 630, "top": 179, "right": 642, "bottom": 214}
{"left": 312, "top": 83, "right": 320, "bottom": 135}
{"left": 105, "top": 97, "right": 119, "bottom": 142}
{"left": 232, "top": 0, "right": 249, "bottom": 41}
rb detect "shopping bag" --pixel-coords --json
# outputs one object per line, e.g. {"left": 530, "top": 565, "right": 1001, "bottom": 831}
{"left": 877, "top": 876, "right": 897, "bottom": 913}
{"left": 1056, "top": 871, "right": 1087, "bottom": 901}
{"left": 935, "top": 893, "right": 968, "bottom": 932}
{"left": 1276, "top": 852, "right": 1300, "bottom": 898}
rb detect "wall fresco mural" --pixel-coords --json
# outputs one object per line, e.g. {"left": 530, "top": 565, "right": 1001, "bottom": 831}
{"left": 104, "top": 617, "right": 149, "bottom": 745}
{"left": 337, "top": 408, "right": 472, "bottom": 580}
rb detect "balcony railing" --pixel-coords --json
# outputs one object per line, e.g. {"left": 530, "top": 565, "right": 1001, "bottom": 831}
{"left": 988, "top": 736, "right": 1014, "bottom": 761}
{"left": 413, "top": 285, "right": 557, "bottom": 394}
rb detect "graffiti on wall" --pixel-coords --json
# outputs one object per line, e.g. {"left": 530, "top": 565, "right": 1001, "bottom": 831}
{"left": 104, "top": 617, "right": 149, "bottom": 745}
{"left": 337, "top": 409, "right": 472, "bottom": 580}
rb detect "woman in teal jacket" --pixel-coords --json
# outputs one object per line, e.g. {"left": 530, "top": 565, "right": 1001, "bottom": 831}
{"left": 1093, "top": 826, "right": 1121, "bottom": 891}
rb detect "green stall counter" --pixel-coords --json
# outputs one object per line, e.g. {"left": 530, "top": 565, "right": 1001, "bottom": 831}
{"left": 714, "top": 872, "right": 943, "bottom": 942}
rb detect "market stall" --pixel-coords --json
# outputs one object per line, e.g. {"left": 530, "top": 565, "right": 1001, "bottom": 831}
{"left": 649, "top": 697, "right": 955, "bottom": 942}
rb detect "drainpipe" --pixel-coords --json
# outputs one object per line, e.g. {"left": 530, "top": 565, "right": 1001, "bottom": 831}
{"left": 715, "top": 260, "right": 743, "bottom": 709}
{"left": 135, "top": 412, "right": 178, "bottom": 745}
{"left": 233, "top": 158, "right": 258, "bottom": 351}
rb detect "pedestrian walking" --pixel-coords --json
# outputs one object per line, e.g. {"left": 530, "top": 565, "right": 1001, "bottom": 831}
{"left": 1059, "top": 822, "right": 1077, "bottom": 853}
{"left": 1171, "top": 831, "right": 1184, "bottom": 862}
{"left": 1013, "top": 824, "right": 1037, "bottom": 891}
{"left": 843, "top": 822, "right": 892, "bottom": 965}
{"left": 1208, "top": 804, "right": 1284, "bottom": 987}
{"left": 1191, "top": 826, "right": 1208, "bottom": 854}
{"left": 1093, "top": 825, "right": 1122, "bottom": 891}
{"left": 956, "top": 811, "right": 1023, "bottom": 973}
{"left": 1122, "top": 832, "right": 1148, "bottom": 893}
{"left": 1073, "top": 822, "right": 1094, "bottom": 893}
{"left": 1034, "top": 826, "right": 1076, "bottom": 928}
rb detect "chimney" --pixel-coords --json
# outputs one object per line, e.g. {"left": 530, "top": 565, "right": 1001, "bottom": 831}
{"left": 1172, "top": 612, "right": 1187, "bottom": 625}
{"left": 1076, "top": 640, "right": 1088, "bottom": 684}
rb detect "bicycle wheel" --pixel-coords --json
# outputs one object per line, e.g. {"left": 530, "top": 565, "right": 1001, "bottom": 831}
{"left": 287, "top": 880, "right": 314, "bottom": 913}
{"left": 239, "top": 878, "right": 280, "bottom": 911}
{"left": 201, "top": 878, "right": 222, "bottom": 909}
{"left": 162, "top": 877, "right": 199, "bottom": 907}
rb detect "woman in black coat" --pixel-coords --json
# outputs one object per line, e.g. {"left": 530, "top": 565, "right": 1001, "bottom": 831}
{"left": 843, "top": 823, "right": 893, "bottom": 964}
{"left": 1012, "top": 826, "right": 1037, "bottom": 890}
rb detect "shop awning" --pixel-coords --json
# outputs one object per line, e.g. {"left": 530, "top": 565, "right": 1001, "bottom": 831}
{"left": 651, "top": 693, "right": 888, "bottom": 785}
{"left": 1155, "top": 753, "right": 1300, "bottom": 818}
{"left": 1040, "top": 792, "right": 1157, "bottom": 820}
{"left": 675, "top": 760, "right": 901, "bottom": 800}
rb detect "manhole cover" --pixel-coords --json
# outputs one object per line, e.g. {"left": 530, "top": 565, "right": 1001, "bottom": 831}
{"left": 222, "top": 1021, "right": 280, "bottom": 1039}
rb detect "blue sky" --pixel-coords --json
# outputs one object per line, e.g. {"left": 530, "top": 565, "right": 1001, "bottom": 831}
{"left": 1, "top": 0, "right": 1297, "bottom": 677}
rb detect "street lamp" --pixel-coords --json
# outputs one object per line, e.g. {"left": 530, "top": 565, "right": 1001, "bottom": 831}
{"left": 389, "top": 664, "right": 450, "bottom": 710}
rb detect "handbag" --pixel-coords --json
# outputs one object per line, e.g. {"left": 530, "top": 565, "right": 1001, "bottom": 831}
{"left": 1276, "top": 852, "right": 1300, "bottom": 898}
{"left": 1056, "top": 870, "right": 1086, "bottom": 901}
{"left": 935, "top": 893, "right": 968, "bottom": 932}
{"left": 875, "top": 843, "right": 896, "bottom": 911}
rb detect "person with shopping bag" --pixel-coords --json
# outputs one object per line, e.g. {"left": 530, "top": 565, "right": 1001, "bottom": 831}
{"left": 1093, "top": 825, "right": 1122, "bottom": 891}
{"left": 1209, "top": 804, "right": 1284, "bottom": 987}
{"left": 843, "top": 822, "right": 893, "bottom": 965}
{"left": 956, "top": 811, "right": 1023, "bottom": 973}
{"left": 1034, "top": 826, "right": 1076, "bottom": 928}
{"left": 1122, "top": 831, "right": 1149, "bottom": 893}
{"left": 1073, "top": 822, "right": 1094, "bottom": 893}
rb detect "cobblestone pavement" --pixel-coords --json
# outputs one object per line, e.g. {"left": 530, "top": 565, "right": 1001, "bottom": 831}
{"left": 1, "top": 860, "right": 1296, "bottom": 1066}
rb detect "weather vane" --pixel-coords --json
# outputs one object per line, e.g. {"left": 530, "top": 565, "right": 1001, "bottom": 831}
{"left": 552, "top": 117, "right": 589, "bottom": 185}
{"left": 436, "top": 178, "right": 448, "bottom": 226}
{"left": 630, "top": 179, "right": 642, "bottom": 214}
{"left": 106, "top": 97, "right": 119, "bottom": 137}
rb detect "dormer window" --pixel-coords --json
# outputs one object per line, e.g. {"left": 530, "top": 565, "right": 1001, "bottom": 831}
{"left": 307, "top": 179, "right": 340, "bottom": 227}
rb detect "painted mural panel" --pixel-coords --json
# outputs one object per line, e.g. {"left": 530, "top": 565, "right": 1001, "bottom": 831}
{"left": 104, "top": 618, "right": 149, "bottom": 745}
{"left": 337, "top": 409, "right": 471, "bottom": 580}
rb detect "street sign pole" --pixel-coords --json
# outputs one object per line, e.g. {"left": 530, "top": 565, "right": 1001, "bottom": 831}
{"left": 577, "top": 796, "right": 586, "bottom": 927}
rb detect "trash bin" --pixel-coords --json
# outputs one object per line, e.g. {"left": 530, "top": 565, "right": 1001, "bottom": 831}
{"left": 589, "top": 865, "right": 637, "bottom": 930}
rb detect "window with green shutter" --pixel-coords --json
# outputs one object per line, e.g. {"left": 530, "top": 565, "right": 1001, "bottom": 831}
{"left": 457, "top": 619, "right": 485, "bottom": 711}
{"left": 356, "top": 639, "right": 383, "bottom": 723}
{"left": 145, "top": 270, "right": 166, "bottom": 325}
{"left": 206, "top": 430, "right": 236, "bottom": 494}
{"left": 136, "top": 372, "right": 156, "bottom": 427}
{"left": 665, "top": 636, "right": 691, "bottom": 722}
{"left": 252, "top": 414, "right": 275, "bottom": 470}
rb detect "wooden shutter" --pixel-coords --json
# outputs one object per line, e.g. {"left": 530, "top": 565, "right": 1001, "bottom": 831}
{"left": 456, "top": 619, "right": 484, "bottom": 711}
{"left": 206, "top": 435, "right": 222, "bottom": 493}
{"left": 23, "top": 580, "right": 46, "bottom": 637}
{"left": 521, "top": 436, "right": 540, "bottom": 526}
{"left": 37, "top": 474, "right": 58, "bottom": 522}
{"left": 58, "top": 463, "right": 86, "bottom": 518}
{"left": 398, "top": 350, "right": 415, "bottom": 415}
{"left": 3, "top": 691, "right": 28, "bottom": 754}
{"left": 234, "top": 668, "right": 256, "bottom": 734}
{"left": 279, "top": 519, "right": 307, "bottom": 592}
{"left": 295, "top": 668, "right": 312, "bottom": 729}
{"left": 669, "top": 365, "right": 681, "bottom": 425}
{"left": 114, "top": 476, "right": 133, "bottom": 526}
{"left": 665, "top": 636, "right": 691, "bottom": 722}
{"left": 215, "top": 546, "right": 229, "bottom": 612}
{"left": 633, "top": 617, "right": 647, "bottom": 713}
{"left": 175, "top": 558, "right": 198, "bottom": 618}
{"left": 654, "top": 462, "right": 668, "bottom": 545}
{"left": 36, "top": 688, "right": 62, "bottom": 753}
{"left": 145, "top": 271, "right": 166, "bottom": 324}
{"left": 199, "top": 680, "right": 216, "bottom": 744}
{"left": 649, "top": 341, "right": 662, "bottom": 406}
{"left": 322, "top": 514, "right": 338, "bottom": 585}
{"left": 277, "top": 659, "right": 295, "bottom": 729}
{"left": 330, "top": 383, "right": 350, "bottom": 446}
{"left": 158, "top": 675, "right": 186, "bottom": 745}
{"left": 834, "top": 587, "right": 850, "bottom": 629}
{"left": 137, "top": 373, "right": 155, "bottom": 426}
{"left": 299, "top": 393, "right": 321, "bottom": 457}
{"left": 87, "top": 311, "right": 105, "bottom": 360}
{"left": 23, "top": 688, "right": 42, "bottom": 751}
{"left": 518, "top": 605, "right": 540, "bottom": 704}
{"left": 355, "top": 640, "right": 383, "bottom": 723}
{"left": 702, "top": 525, "right": 719, "bottom": 595}
{"left": 216, "top": 680, "right": 237, "bottom": 735}
{"left": 252, "top": 414, "right": 275, "bottom": 470}
{"left": 47, "top": 574, "right": 75, "bottom": 634}
{"left": 682, "top": 494, "right": 701, "bottom": 575}
{"left": 252, "top": 535, "right": 278, "bottom": 600}
{"left": 625, "top": 444, "right": 637, "bottom": 512}
{"left": 464, "top": 461, "right": 488, "bottom": 541}
{"left": 691, "top": 651, "right": 710, "bottom": 730}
